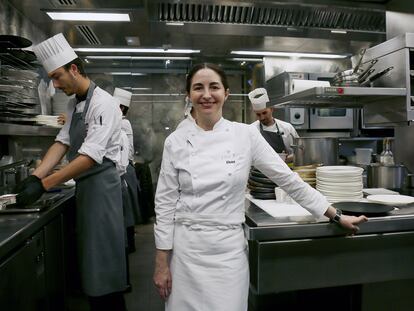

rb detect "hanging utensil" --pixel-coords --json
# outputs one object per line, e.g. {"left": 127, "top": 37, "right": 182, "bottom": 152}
{"left": 358, "top": 68, "right": 375, "bottom": 84}
{"left": 357, "top": 59, "right": 378, "bottom": 81}
{"left": 360, "top": 66, "right": 394, "bottom": 87}
{"left": 353, "top": 48, "right": 366, "bottom": 74}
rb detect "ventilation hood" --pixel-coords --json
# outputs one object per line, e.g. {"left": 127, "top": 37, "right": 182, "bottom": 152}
{"left": 149, "top": 0, "right": 386, "bottom": 42}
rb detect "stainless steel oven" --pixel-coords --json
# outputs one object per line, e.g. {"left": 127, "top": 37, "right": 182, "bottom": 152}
{"left": 309, "top": 108, "right": 354, "bottom": 129}
{"left": 266, "top": 71, "right": 355, "bottom": 130}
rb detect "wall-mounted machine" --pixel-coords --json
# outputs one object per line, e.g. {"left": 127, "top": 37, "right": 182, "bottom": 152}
{"left": 266, "top": 72, "right": 354, "bottom": 130}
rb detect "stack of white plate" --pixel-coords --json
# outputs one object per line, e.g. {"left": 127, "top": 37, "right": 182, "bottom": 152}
{"left": 34, "top": 115, "right": 63, "bottom": 128}
{"left": 316, "top": 166, "right": 364, "bottom": 203}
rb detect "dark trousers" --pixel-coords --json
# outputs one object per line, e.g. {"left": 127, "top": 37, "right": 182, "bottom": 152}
{"left": 88, "top": 291, "right": 127, "bottom": 311}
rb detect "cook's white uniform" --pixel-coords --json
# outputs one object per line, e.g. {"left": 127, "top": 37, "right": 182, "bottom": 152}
{"left": 155, "top": 118, "right": 329, "bottom": 311}
{"left": 121, "top": 118, "right": 134, "bottom": 161}
{"left": 56, "top": 87, "right": 121, "bottom": 166}
{"left": 251, "top": 119, "right": 299, "bottom": 155}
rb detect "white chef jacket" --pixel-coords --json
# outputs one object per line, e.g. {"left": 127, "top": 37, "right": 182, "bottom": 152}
{"left": 56, "top": 86, "right": 122, "bottom": 165}
{"left": 117, "top": 131, "right": 129, "bottom": 176}
{"left": 251, "top": 119, "right": 299, "bottom": 155}
{"left": 175, "top": 112, "right": 195, "bottom": 130}
{"left": 121, "top": 118, "right": 134, "bottom": 162}
{"left": 155, "top": 117, "right": 329, "bottom": 250}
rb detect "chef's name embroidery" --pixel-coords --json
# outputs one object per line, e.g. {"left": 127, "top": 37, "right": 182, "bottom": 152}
{"left": 226, "top": 160, "right": 235, "bottom": 164}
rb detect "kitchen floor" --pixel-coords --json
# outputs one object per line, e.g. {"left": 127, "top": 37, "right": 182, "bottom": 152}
{"left": 125, "top": 223, "right": 164, "bottom": 311}
{"left": 66, "top": 222, "right": 164, "bottom": 311}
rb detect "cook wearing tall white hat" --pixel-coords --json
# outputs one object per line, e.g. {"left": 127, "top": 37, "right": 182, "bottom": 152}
{"left": 248, "top": 87, "right": 299, "bottom": 163}
{"left": 15, "top": 33, "right": 128, "bottom": 310}
{"left": 113, "top": 87, "right": 142, "bottom": 253}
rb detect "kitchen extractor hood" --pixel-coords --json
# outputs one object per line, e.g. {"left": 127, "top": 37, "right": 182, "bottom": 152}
{"left": 149, "top": 0, "right": 386, "bottom": 41}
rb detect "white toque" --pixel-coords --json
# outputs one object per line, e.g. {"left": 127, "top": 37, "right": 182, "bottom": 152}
{"left": 248, "top": 88, "right": 270, "bottom": 111}
{"left": 33, "top": 33, "right": 78, "bottom": 73}
{"left": 113, "top": 87, "right": 132, "bottom": 107}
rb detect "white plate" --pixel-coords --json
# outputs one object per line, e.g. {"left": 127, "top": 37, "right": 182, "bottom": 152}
{"left": 366, "top": 194, "right": 414, "bottom": 206}
{"left": 316, "top": 176, "right": 362, "bottom": 183}
{"left": 317, "top": 166, "right": 363, "bottom": 174}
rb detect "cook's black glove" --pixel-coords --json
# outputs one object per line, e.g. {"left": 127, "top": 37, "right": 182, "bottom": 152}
{"left": 15, "top": 175, "right": 46, "bottom": 206}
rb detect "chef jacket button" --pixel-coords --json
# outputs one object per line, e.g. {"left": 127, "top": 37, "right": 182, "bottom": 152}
{"left": 191, "top": 152, "right": 196, "bottom": 156}
{"left": 222, "top": 195, "right": 227, "bottom": 199}
{"left": 226, "top": 128, "right": 229, "bottom": 132}
{"left": 228, "top": 173, "right": 232, "bottom": 176}
{"left": 193, "top": 175, "right": 197, "bottom": 179}
{"left": 227, "top": 150, "right": 230, "bottom": 153}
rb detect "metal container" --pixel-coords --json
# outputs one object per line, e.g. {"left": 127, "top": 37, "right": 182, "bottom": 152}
{"left": 367, "top": 164, "right": 408, "bottom": 190}
{"left": 292, "top": 137, "right": 338, "bottom": 166}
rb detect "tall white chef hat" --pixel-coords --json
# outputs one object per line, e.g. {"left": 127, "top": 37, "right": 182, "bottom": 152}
{"left": 248, "top": 88, "right": 270, "bottom": 111}
{"left": 33, "top": 33, "right": 78, "bottom": 74}
{"left": 113, "top": 88, "right": 132, "bottom": 107}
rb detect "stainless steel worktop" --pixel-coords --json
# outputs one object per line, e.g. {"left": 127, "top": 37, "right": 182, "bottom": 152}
{"left": 0, "top": 188, "right": 74, "bottom": 260}
{"left": 245, "top": 199, "right": 414, "bottom": 241}
{"left": 245, "top": 196, "right": 414, "bottom": 297}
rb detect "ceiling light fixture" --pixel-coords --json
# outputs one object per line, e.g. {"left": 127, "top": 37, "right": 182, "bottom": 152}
{"left": 230, "top": 58, "right": 263, "bottom": 62}
{"left": 105, "top": 72, "right": 146, "bottom": 76}
{"left": 46, "top": 11, "right": 130, "bottom": 22}
{"left": 166, "top": 22, "right": 184, "bottom": 26}
{"left": 75, "top": 47, "right": 200, "bottom": 54}
{"left": 231, "top": 50, "right": 349, "bottom": 59}
{"left": 331, "top": 30, "right": 348, "bottom": 34}
{"left": 85, "top": 56, "right": 192, "bottom": 60}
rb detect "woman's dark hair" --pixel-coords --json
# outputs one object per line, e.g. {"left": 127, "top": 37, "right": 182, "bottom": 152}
{"left": 63, "top": 57, "right": 87, "bottom": 77}
{"left": 186, "top": 63, "right": 229, "bottom": 93}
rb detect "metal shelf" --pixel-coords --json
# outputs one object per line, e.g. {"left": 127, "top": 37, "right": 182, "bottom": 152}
{"left": 269, "top": 86, "right": 407, "bottom": 108}
{"left": 0, "top": 123, "right": 59, "bottom": 136}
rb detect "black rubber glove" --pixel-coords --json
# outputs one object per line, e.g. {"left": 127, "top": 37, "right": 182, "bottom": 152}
{"left": 14, "top": 175, "right": 41, "bottom": 193}
{"left": 15, "top": 175, "right": 46, "bottom": 206}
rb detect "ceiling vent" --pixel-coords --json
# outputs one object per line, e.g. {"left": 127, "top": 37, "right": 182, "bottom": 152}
{"left": 155, "top": 2, "right": 385, "bottom": 32}
{"left": 48, "top": 0, "right": 77, "bottom": 7}
{"left": 75, "top": 25, "right": 101, "bottom": 45}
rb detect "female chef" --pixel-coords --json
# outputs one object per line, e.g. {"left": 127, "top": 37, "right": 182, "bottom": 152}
{"left": 153, "top": 63, "right": 368, "bottom": 311}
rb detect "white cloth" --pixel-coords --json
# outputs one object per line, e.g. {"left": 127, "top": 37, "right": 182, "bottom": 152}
{"left": 251, "top": 119, "right": 299, "bottom": 155}
{"left": 121, "top": 118, "right": 134, "bottom": 161}
{"left": 55, "top": 86, "right": 122, "bottom": 165}
{"left": 154, "top": 118, "right": 329, "bottom": 310}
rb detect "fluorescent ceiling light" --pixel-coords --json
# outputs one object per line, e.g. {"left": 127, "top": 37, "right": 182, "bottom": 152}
{"left": 132, "top": 93, "right": 184, "bottom": 96}
{"left": 105, "top": 72, "right": 145, "bottom": 76}
{"left": 85, "top": 56, "right": 191, "bottom": 60}
{"left": 231, "top": 50, "right": 349, "bottom": 59}
{"left": 230, "top": 58, "right": 263, "bottom": 62}
{"left": 331, "top": 30, "right": 347, "bottom": 34}
{"left": 46, "top": 11, "right": 130, "bottom": 22}
{"left": 75, "top": 47, "right": 200, "bottom": 54}
{"left": 166, "top": 22, "right": 184, "bottom": 26}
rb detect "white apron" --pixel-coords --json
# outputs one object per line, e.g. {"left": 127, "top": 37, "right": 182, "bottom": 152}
{"left": 165, "top": 121, "right": 249, "bottom": 311}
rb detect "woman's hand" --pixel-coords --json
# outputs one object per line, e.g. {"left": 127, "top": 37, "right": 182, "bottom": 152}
{"left": 339, "top": 214, "right": 368, "bottom": 235}
{"left": 325, "top": 206, "right": 368, "bottom": 235}
{"left": 153, "top": 249, "right": 172, "bottom": 300}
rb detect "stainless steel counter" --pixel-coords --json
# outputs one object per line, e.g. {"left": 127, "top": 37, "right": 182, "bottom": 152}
{"left": 245, "top": 199, "right": 414, "bottom": 296}
{"left": 245, "top": 199, "right": 414, "bottom": 241}
{"left": 0, "top": 188, "right": 75, "bottom": 260}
